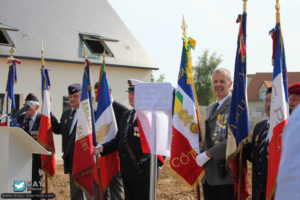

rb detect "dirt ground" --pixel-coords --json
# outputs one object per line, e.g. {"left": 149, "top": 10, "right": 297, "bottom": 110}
{"left": 47, "top": 159, "right": 251, "bottom": 200}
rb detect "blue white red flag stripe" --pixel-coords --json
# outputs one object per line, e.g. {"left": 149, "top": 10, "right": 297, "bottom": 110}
{"left": 72, "top": 60, "right": 96, "bottom": 198}
{"left": 266, "top": 24, "right": 289, "bottom": 200}
{"left": 37, "top": 67, "right": 56, "bottom": 176}
{"left": 1, "top": 60, "right": 19, "bottom": 127}
{"left": 93, "top": 62, "right": 119, "bottom": 191}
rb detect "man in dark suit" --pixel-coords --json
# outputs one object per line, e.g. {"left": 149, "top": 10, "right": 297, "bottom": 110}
{"left": 94, "top": 82, "right": 128, "bottom": 200}
{"left": 243, "top": 87, "right": 272, "bottom": 200}
{"left": 196, "top": 68, "right": 234, "bottom": 200}
{"left": 17, "top": 93, "right": 43, "bottom": 199}
{"left": 95, "top": 79, "right": 162, "bottom": 200}
{"left": 52, "top": 83, "right": 84, "bottom": 200}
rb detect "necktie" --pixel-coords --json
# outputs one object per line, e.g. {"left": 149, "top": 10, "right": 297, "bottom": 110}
{"left": 67, "top": 110, "right": 76, "bottom": 135}
{"left": 212, "top": 102, "right": 219, "bottom": 115}
{"left": 25, "top": 117, "right": 32, "bottom": 134}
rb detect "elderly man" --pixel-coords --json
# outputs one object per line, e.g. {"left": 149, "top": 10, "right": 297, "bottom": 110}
{"left": 95, "top": 79, "right": 162, "bottom": 200}
{"left": 52, "top": 83, "right": 84, "bottom": 200}
{"left": 196, "top": 68, "right": 234, "bottom": 200}
{"left": 288, "top": 82, "right": 300, "bottom": 112}
{"left": 17, "top": 93, "right": 43, "bottom": 198}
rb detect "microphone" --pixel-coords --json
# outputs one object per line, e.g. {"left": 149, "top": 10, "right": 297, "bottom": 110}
{"left": 10, "top": 101, "right": 37, "bottom": 118}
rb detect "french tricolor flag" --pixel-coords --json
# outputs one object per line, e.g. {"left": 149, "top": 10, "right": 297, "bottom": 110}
{"left": 266, "top": 24, "right": 289, "bottom": 200}
{"left": 93, "top": 61, "right": 119, "bottom": 191}
{"left": 37, "top": 67, "right": 56, "bottom": 176}
{"left": 72, "top": 61, "right": 95, "bottom": 199}
{"left": 0, "top": 60, "right": 19, "bottom": 126}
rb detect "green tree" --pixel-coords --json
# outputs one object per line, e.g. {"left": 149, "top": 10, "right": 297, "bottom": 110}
{"left": 193, "top": 49, "right": 222, "bottom": 106}
{"left": 151, "top": 72, "right": 165, "bottom": 82}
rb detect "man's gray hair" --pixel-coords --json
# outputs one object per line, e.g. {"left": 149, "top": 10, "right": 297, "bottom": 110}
{"left": 212, "top": 68, "right": 232, "bottom": 82}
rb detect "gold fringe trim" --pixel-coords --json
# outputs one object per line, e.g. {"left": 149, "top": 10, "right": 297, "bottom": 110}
{"left": 73, "top": 166, "right": 95, "bottom": 200}
{"left": 266, "top": 176, "right": 278, "bottom": 200}
{"left": 169, "top": 167, "right": 205, "bottom": 190}
{"left": 226, "top": 133, "right": 253, "bottom": 167}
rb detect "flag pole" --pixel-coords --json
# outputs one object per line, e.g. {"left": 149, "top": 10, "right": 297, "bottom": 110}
{"left": 182, "top": 15, "right": 202, "bottom": 200}
{"left": 40, "top": 41, "right": 49, "bottom": 199}
{"left": 5, "top": 47, "right": 15, "bottom": 126}
{"left": 237, "top": 2, "right": 248, "bottom": 200}
{"left": 93, "top": 47, "right": 105, "bottom": 200}
{"left": 275, "top": 0, "right": 280, "bottom": 24}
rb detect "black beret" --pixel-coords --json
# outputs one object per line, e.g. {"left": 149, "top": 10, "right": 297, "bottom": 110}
{"left": 25, "top": 93, "right": 39, "bottom": 102}
{"left": 68, "top": 83, "right": 81, "bottom": 95}
{"left": 288, "top": 82, "right": 300, "bottom": 95}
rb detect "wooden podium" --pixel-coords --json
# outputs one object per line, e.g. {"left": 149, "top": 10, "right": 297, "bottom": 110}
{"left": 0, "top": 127, "right": 50, "bottom": 194}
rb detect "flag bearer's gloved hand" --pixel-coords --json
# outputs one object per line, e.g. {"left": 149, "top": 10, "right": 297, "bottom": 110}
{"left": 94, "top": 144, "right": 103, "bottom": 155}
{"left": 196, "top": 151, "right": 211, "bottom": 167}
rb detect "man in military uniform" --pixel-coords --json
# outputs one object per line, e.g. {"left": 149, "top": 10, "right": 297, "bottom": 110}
{"left": 196, "top": 68, "right": 234, "bottom": 200}
{"left": 243, "top": 87, "right": 272, "bottom": 200}
{"left": 95, "top": 79, "right": 161, "bottom": 200}
{"left": 94, "top": 82, "right": 128, "bottom": 200}
{"left": 17, "top": 93, "right": 43, "bottom": 199}
{"left": 288, "top": 82, "right": 300, "bottom": 112}
{"left": 52, "top": 83, "right": 85, "bottom": 200}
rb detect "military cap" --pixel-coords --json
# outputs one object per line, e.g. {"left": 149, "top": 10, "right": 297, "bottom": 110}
{"left": 68, "top": 83, "right": 81, "bottom": 95}
{"left": 288, "top": 82, "right": 300, "bottom": 95}
{"left": 25, "top": 93, "right": 39, "bottom": 102}
{"left": 127, "top": 79, "right": 143, "bottom": 92}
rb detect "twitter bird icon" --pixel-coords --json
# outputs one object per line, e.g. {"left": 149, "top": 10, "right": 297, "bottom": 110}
{"left": 13, "top": 180, "right": 26, "bottom": 192}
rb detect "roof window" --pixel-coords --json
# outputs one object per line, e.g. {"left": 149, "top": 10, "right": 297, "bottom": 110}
{"left": 79, "top": 33, "right": 118, "bottom": 58}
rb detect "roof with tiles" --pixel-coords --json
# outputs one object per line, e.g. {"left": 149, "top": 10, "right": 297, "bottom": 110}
{"left": 247, "top": 72, "right": 300, "bottom": 101}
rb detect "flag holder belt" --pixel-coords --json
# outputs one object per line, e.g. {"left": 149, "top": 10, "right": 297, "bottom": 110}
{"left": 123, "top": 110, "right": 143, "bottom": 174}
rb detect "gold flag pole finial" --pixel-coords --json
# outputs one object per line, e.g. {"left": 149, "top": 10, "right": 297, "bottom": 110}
{"left": 102, "top": 50, "right": 106, "bottom": 63}
{"left": 181, "top": 15, "right": 187, "bottom": 38}
{"left": 243, "top": 0, "right": 248, "bottom": 13}
{"left": 83, "top": 43, "right": 87, "bottom": 60}
{"left": 41, "top": 41, "right": 45, "bottom": 67}
{"left": 9, "top": 47, "right": 14, "bottom": 60}
{"left": 275, "top": 0, "right": 280, "bottom": 24}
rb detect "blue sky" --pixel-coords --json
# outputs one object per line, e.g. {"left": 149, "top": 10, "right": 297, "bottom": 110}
{"left": 109, "top": 0, "right": 300, "bottom": 86}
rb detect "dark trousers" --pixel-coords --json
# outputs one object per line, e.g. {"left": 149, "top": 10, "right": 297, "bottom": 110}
{"left": 31, "top": 154, "right": 42, "bottom": 200}
{"left": 103, "top": 172, "right": 124, "bottom": 200}
{"left": 203, "top": 181, "right": 234, "bottom": 200}
{"left": 123, "top": 179, "right": 149, "bottom": 200}
{"left": 69, "top": 174, "right": 84, "bottom": 200}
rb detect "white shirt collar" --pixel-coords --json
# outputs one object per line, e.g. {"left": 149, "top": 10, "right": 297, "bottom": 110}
{"left": 216, "top": 94, "right": 230, "bottom": 109}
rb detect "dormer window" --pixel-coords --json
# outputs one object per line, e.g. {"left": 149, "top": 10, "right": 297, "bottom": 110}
{"left": 0, "top": 23, "right": 18, "bottom": 47}
{"left": 79, "top": 33, "right": 118, "bottom": 58}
